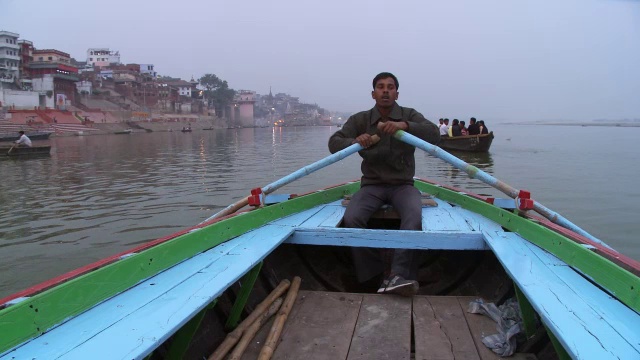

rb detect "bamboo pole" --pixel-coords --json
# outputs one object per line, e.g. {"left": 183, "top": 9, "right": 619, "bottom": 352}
{"left": 258, "top": 276, "right": 302, "bottom": 360}
{"left": 228, "top": 297, "right": 283, "bottom": 360}
{"left": 208, "top": 279, "right": 291, "bottom": 360}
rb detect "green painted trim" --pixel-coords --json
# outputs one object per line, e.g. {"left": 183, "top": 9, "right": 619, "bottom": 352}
{"left": 514, "top": 282, "right": 537, "bottom": 339}
{"left": 165, "top": 299, "right": 217, "bottom": 360}
{"left": 0, "top": 182, "right": 359, "bottom": 354}
{"left": 545, "top": 324, "right": 571, "bottom": 360}
{"left": 413, "top": 180, "right": 640, "bottom": 313}
{"left": 225, "top": 262, "right": 263, "bottom": 330}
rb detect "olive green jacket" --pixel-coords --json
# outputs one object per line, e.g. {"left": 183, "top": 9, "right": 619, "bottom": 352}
{"left": 328, "top": 103, "right": 440, "bottom": 186}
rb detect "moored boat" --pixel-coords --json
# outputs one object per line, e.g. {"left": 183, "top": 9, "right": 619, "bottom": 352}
{"left": 0, "top": 130, "right": 638, "bottom": 360}
{"left": 1, "top": 145, "right": 51, "bottom": 157}
{"left": 114, "top": 129, "right": 133, "bottom": 135}
{"left": 439, "top": 132, "right": 494, "bottom": 152}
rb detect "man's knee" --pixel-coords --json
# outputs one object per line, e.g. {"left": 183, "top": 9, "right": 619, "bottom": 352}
{"left": 343, "top": 209, "right": 367, "bottom": 228}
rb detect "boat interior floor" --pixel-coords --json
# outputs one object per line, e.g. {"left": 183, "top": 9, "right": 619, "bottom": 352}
{"left": 240, "top": 290, "right": 538, "bottom": 360}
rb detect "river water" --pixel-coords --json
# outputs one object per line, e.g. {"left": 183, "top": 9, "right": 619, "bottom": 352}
{"left": 0, "top": 124, "right": 638, "bottom": 299}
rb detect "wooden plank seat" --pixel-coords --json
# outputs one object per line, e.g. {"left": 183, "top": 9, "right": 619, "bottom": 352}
{"left": 0, "top": 225, "right": 295, "bottom": 360}
{"left": 483, "top": 231, "right": 640, "bottom": 360}
{"left": 279, "top": 200, "right": 502, "bottom": 250}
{"left": 240, "top": 292, "right": 537, "bottom": 360}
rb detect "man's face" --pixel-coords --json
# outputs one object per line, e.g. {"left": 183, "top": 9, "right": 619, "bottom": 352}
{"left": 371, "top": 77, "right": 398, "bottom": 109}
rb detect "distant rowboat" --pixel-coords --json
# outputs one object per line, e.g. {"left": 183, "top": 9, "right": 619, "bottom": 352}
{"left": 1, "top": 145, "right": 51, "bottom": 157}
{"left": 439, "top": 132, "right": 494, "bottom": 152}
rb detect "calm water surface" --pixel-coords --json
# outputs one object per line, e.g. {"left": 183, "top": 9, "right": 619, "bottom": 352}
{"left": 0, "top": 124, "right": 638, "bottom": 298}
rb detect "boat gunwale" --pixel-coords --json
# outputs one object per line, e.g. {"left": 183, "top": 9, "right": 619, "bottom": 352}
{"left": 0, "top": 182, "right": 360, "bottom": 354}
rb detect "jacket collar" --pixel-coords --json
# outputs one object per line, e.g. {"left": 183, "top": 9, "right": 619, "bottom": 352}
{"left": 370, "top": 102, "right": 402, "bottom": 125}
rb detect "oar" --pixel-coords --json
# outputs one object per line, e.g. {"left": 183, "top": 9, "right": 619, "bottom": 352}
{"left": 7, "top": 145, "right": 15, "bottom": 155}
{"left": 201, "top": 135, "right": 380, "bottom": 223}
{"left": 390, "top": 129, "right": 610, "bottom": 248}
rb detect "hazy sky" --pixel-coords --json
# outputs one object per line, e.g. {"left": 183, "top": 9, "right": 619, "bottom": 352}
{"left": 2, "top": 0, "right": 639, "bottom": 121}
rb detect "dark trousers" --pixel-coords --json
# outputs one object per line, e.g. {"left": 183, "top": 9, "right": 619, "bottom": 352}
{"left": 343, "top": 184, "right": 422, "bottom": 282}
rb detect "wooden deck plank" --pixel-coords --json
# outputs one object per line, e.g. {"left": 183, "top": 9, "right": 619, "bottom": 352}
{"left": 484, "top": 231, "right": 640, "bottom": 359}
{"left": 298, "top": 205, "right": 346, "bottom": 228}
{"left": 455, "top": 208, "right": 504, "bottom": 233}
{"left": 422, "top": 206, "right": 475, "bottom": 232}
{"left": 287, "top": 228, "right": 486, "bottom": 250}
{"left": 269, "top": 207, "right": 324, "bottom": 227}
{"left": 413, "top": 296, "right": 457, "bottom": 360}
{"left": 414, "top": 296, "right": 480, "bottom": 360}
{"left": 272, "top": 291, "right": 362, "bottom": 360}
{"left": 347, "top": 294, "right": 412, "bottom": 360}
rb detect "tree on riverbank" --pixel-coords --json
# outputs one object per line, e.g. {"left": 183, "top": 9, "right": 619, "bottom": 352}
{"left": 199, "top": 74, "right": 236, "bottom": 118}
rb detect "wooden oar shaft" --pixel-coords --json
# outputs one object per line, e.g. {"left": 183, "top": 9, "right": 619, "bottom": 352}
{"left": 261, "top": 135, "right": 379, "bottom": 195}
{"left": 202, "top": 197, "right": 250, "bottom": 223}
{"left": 204, "top": 135, "right": 379, "bottom": 222}
{"left": 208, "top": 279, "right": 291, "bottom": 360}
{"left": 258, "top": 276, "right": 302, "bottom": 360}
{"left": 392, "top": 130, "right": 609, "bottom": 247}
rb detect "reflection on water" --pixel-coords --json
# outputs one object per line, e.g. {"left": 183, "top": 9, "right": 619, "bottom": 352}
{"left": 0, "top": 125, "right": 638, "bottom": 299}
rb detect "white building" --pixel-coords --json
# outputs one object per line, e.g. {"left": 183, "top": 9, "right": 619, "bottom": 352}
{"left": 0, "top": 31, "right": 20, "bottom": 86}
{"left": 140, "top": 64, "right": 156, "bottom": 78}
{"left": 86, "top": 48, "right": 121, "bottom": 67}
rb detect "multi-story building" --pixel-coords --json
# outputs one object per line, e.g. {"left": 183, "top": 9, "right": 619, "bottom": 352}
{"left": 162, "top": 79, "right": 193, "bottom": 97}
{"left": 28, "top": 49, "right": 79, "bottom": 108}
{"left": 139, "top": 64, "right": 156, "bottom": 78}
{"left": 0, "top": 31, "right": 20, "bottom": 86}
{"left": 86, "top": 48, "right": 121, "bottom": 67}
{"left": 32, "top": 49, "right": 71, "bottom": 64}
{"left": 17, "top": 39, "right": 33, "bottom": 88}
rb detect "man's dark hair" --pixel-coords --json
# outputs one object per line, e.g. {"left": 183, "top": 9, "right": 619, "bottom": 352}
{"left": 19, "top": 131, "right": 25, "bottom": 135}
{"left": 470, "top": 117, "right": 476, "bottom": 123}
{"left": 372, "top": 72, "right": 399, "bottom": 89}
{"left": 453, "top": 119, "right": 459, "bottom": 125}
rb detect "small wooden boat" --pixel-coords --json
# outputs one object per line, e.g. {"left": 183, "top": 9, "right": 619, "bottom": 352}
{"left": 0, "top": 131, "right": 53, "bottom": 142}
{"left": 114, "top": 129, "right": 133, "bottom": 135}
{"left": 182, "top": 128, "right": 193, "bottom": 133}
{"left": 0, "top": 130, "right": 638, "bottom": 360}
{"left": 1, "top": 145, "right": 51, "bottom": 157}
{"left": 439, "top": 132, "right": 494, "bottom": 152}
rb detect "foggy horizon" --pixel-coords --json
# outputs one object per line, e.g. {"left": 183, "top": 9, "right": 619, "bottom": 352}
{"left": 2, "top": 0, "right": 639, "bottom": 122}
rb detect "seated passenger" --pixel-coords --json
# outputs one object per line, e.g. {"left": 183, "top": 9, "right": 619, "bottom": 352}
{"left": 451, "top": 119, "right": 462, "bottom": 136}
{"left": 467, "top": 117, "right": 479, "bottom": 135}
{"left": 478, "top": 120, "right": 489, "bottom": 134}
{"left": 439, "top": 118, "right": 449, "bottom": 136}
{"left": 460, "top": 121, "right": 468, "bottom": 136}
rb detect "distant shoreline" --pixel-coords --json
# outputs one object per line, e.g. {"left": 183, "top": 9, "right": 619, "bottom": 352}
{"left": 506, "top": 122, "right": 640, "bottom": 128}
